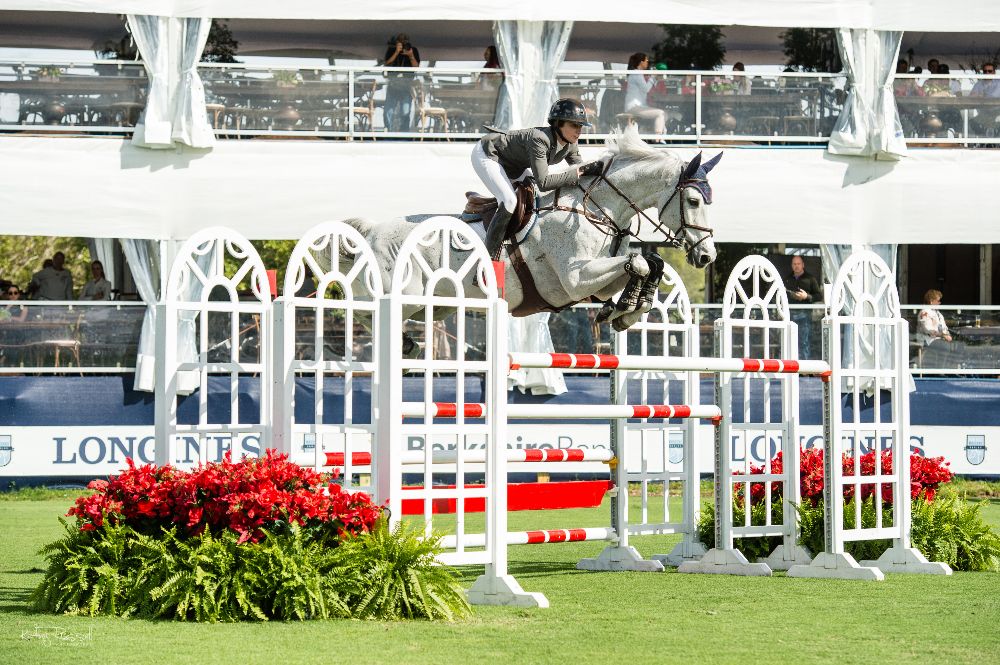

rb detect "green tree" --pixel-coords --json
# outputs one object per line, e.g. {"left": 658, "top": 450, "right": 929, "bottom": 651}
{"left": 780, "top": 28, "right": 842, "bottom": 72}
{"left": 0, "top": 236, "right": 90, "bottom": 296}
{"left": 651, "top": 26, "right": 726, "bottom": 71}
{"left": 201, "top": 20, "right": 240, "bottom": 63}
{"left": 659, "top": 247, "right": 706, "bottom": 303}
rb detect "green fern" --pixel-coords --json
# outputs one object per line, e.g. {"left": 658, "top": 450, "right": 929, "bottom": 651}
{"left": 910, "top": 490, "right": 1000, "bottom": 571}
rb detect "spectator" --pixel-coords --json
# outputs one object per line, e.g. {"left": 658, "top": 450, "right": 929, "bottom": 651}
{"left": 30, "top": 252, "right": 73, "bottom": 300}
{"left": 893, "top": 59, "right": 923, "bottom": 97}
{"left": 924, "top": 62, "right": 956, "bottom": 97}
{"left": 79, "top": 260, "right": 112, "bottom": 301}
{"left": 478, "top": 45, "right": 504, "bottom": 90}
{"left": 783, "top": 255, "right": 822, "bottom": 359}
{"left": 970, "top": 62, "right": 1000, "bottom": 97}
{"left": 1, "top": 284, "right": 28, "bottom": 322}
{"left": 623, "top": 52, "right": 668, "bottom": 138}
{"left": 917, "top": 289, "right": 952, "bottom": 346}
{"left": 927, "top": 58, "right": 940, "bottom": 75}
{"left": 732, "top": 62, "right": 752, "bottom": 95}
{"left": 382, "top": 33, "right": 421, "bottom": 132}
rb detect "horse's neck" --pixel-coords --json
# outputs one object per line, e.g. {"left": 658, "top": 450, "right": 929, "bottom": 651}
{"left": 537, "top": 163, "right": 670, "bottom": 224}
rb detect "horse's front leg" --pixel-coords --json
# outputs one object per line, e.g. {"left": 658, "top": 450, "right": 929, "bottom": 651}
{"left": 555, "top": 253, "right": 649, "bottom": 324}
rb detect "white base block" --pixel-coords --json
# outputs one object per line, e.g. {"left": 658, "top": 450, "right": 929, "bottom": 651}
{"left": 467, "top": 574, "right": 549, "bottom": 608}
{"left": 760, "top": 544, "right": 813, "bottom": 571}
{"left": 787, "top": 552, "right": 884, "bottom": 580}
{"left": 676, "top": 547, "right": 772, "bottom": 576}
{"left": 576, "top": 545, "right": 665, "bottom": 572}
{"left": 860, "top": 547, "right": 953, "bottom": 576}
{"left": 652, "top": 540, "right": 708, "bottom": 568}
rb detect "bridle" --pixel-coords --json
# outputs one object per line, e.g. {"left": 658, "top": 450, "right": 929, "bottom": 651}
{"left": 536, "top": 156, "right": 714, "bottom": 259}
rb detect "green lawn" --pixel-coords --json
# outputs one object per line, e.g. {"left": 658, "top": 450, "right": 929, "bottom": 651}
{"left": 2, "top": 495, "right": 999, "bottom": 665}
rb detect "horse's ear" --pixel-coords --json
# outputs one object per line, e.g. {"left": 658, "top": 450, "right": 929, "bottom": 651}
{"left": 702, "top": 152, "right": 723, "bottom": 174}
{"left": 681, "top": 152, "right": 702, "bottom": 180}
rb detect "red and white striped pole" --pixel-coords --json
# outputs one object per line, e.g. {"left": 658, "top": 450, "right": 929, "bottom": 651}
{"left": 508, "top": 352, "right": 831, "bottom": 376}
{"left": 400, "top": 402, "right": 722, "bottom": 420}
{"left": 325, "top": 447, "right": 615, "bottom": 467}
{"left": 443, "top": 527, "right": 614, "bottom": 549}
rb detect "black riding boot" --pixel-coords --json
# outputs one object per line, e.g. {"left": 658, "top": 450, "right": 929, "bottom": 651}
{"left": 484, "top": 205, "right": 514, "bottom": 262}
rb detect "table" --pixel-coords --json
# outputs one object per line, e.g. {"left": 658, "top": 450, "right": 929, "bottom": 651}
{"left": 896, "top": 96, "right": 1000, "bottom": 138}
{"left": 1, "top": 76, "right": 146, "bottom": 126}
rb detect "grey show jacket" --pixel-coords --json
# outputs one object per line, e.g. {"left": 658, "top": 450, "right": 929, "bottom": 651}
{"left": 480, "top": 126, "right": 583, "bottom": 191}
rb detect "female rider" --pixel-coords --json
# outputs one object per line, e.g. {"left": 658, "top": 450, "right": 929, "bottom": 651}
{"left": 472, "top": 98, "right": 604, "bottom": 260}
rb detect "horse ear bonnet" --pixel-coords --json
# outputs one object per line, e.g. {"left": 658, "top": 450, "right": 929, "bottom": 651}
{"left": 683, "top": 151, "right": 722, "bottom": 205}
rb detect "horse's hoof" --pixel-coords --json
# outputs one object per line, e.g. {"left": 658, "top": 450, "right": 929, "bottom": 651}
{"left": 612, "top": 316, "right": 634, "bottom": 332}
{"left": 595, "top": 301, "right": 616, "bottom": 323}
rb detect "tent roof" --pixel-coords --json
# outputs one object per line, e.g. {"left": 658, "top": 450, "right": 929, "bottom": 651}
{"left": 1, "top": 11, "right": 997, "bottom": 65}
{"left": 1, "top": 1, "right": 1000, "bottom": 32}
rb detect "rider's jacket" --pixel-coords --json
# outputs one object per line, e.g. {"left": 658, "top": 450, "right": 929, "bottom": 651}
{"left": 480, "top": 126, "right": 583, "bottom": 191}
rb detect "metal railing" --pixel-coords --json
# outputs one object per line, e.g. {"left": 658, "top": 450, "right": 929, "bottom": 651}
{"left": 895, "top": 73, "right": 1000, "bottom": 146}
{"left": 2, "top": 300, "right": 998, "bottom": 376}
{"left": 2, "top": 61, "right": 849, "bottom": 145}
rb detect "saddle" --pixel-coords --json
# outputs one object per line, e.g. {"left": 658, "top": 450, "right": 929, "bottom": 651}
{"left": 463, "top": 180, "right": 536, "bottom": 240}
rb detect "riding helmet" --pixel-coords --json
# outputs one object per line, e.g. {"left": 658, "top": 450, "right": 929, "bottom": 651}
{"left": 547, "top": 98, "right": 592, "bottom": 127}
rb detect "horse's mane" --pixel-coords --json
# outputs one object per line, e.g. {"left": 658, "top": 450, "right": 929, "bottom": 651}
{"left": 601, "top": 126, "right": 682, "bottom": 175}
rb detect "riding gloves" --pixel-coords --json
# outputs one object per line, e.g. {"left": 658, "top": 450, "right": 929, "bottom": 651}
{"left": 578, "top": 161, "right": 605, "bottom": 177}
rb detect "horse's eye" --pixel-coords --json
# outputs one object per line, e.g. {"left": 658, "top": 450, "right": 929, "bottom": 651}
{"left": 687, "top": 197, "right": 700, "bottom": 206}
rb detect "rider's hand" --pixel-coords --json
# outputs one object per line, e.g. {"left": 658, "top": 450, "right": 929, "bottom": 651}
{"left": 578, "top": 160, "right": 605, "bottom": 177}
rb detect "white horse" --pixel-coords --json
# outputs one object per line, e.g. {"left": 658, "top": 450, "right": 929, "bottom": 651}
{"left": 344, "top": 127, "right": 720, "bottom": 333}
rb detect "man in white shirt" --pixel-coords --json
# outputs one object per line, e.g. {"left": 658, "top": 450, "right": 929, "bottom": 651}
{"left": 970, "top": 63, "right": 1000, "bottom": 98}
{"left": 31, "top": 251, "right": 74, "bottom": 300}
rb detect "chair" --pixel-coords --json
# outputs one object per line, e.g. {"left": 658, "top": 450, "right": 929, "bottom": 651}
{"left": 331, "top": 80, "right": 378, "bottom": 136}
{"left": 206, "top": 103, "right": 225, "bottom": 129}
{"left": 29, "top": 314, "right": 83, "bottom": 374}
{"left": 417, "top": 87, "right": 448, "bottom": 138}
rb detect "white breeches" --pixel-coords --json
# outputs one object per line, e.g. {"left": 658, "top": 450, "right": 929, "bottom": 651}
{"left": 471, "top": 142, "right": 524, "bottom": 213}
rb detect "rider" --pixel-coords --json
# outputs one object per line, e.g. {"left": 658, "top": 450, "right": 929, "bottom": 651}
{"left": 472, "top": 98, "right": 605, "bottom": 260}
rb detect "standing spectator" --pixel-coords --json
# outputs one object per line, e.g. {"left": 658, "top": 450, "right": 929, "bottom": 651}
{"left": 79, "top": 260, "right": 112, "bottom": 300}
{"left": 783, "top": 255, "right": 823, "bottom": 359}
{"left": 732, "top": 62, "right": 752, "bottom": 95}
{"left": 383, "top": 33, "right": 421, "bottom": 132}
{"left": 30, "top": 252, "right": 73, "bottom": 300}
{"left": 624, "top": 52, "right": 667, "bottom": 138}
{"left": 478, "top": 45, "right": 504, "bottom": 90}
{"left": 1, "top": 284, "right": 28, "bottom": 322}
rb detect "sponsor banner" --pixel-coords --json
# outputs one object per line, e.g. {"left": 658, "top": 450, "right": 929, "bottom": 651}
{"left": 0, "top": 424, "right": 996, "bottom": 481}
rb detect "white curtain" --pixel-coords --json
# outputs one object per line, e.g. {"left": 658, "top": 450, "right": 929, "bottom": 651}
{"left": 128, "top": 15, "right": 215, "bottom": 150}
{"left": 87, "top": 238, "right": 117, "bottom": 292}
{"left": 121, "top": 238, "right": 161, "bottom": 391}
{"left": 493, "top": 20, "right": 573, "bottom": 129}
{"left": 507, "top": 312, "right": 567, "bottom": 395}
{"left": 172, "top": 18, "right": 214, "bottom": 148}
{"left": 828, "top": 28, "right": 906, "bottom": 160}
{"left": 128, "top": 15, "right": 173, "bottom": 149}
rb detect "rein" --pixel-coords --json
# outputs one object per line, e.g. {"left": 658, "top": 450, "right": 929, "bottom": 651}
{"left": 534, "top": 157, "right": 714, "bottom": 258}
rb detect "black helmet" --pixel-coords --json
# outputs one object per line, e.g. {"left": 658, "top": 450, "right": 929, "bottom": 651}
{"left": 548, "top": 98, "right": 592, "bottom": 127}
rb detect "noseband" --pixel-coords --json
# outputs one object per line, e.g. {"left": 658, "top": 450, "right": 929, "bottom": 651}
{"left": 537, "top": 157, "right": 714, "bottom": 259}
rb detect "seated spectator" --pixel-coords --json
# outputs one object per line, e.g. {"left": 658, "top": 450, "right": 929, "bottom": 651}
{"left": 79, "top": 260, "right": 112, "bottom": 301}
{"left": 1, "top": 284, "right": 28, "bottom": 322}
{"left": 893, "top": 59, "right": 924, "bottom": 97}
{"left": 923, "top": 63, "right": 957, "bottom": 97}
{"left": 478, "top": 45, "right": 504, "bottom": 90}
{"left": 29, "top": 253, "right": 73, "bottom": 301}
{"left": 624, "top": 52, "right": 668, "bottom": 138}
{"left": 732, "top": 62, "right": 752, "bottom": 95}
{"left": 970, "top": 63, "right": 1000, "bottom": 97}
{"left": 917, "top": 289, "right": 952, "bottom": 346}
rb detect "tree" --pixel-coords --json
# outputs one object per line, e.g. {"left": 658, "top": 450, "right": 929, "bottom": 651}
{"left": 780, "top": 28, "right": 842, "bottom": 72}
{"left": 0, "top": 236, "right": 90, "bottom": 294}
{"left": 201, "top": 20, "right": 240, "bottom": 63}
{"left": 651, "top": 26, "right": 726, "bottom": 71}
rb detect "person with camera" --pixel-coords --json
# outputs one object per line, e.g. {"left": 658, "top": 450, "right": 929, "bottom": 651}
{"left": 473, "top": 98, "right": 605, "bottom": 261}
{"left": 383, "top": 33, "right": 421, "bottom": 132}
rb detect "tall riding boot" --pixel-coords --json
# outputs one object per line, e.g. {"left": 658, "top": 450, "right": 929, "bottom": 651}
{"left": 484, "top": 205, "right": 514, "bottom": 261}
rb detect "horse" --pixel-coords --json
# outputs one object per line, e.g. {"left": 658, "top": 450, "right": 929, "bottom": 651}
{"left": 343, "top": 126, "right": 720, "bottom": 336}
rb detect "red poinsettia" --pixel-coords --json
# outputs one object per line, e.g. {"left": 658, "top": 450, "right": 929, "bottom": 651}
{"left": 68, "top": 450, "right": 382, "bottom": 543}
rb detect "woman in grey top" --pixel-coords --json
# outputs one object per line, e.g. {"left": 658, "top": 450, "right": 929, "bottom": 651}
{"left": 472, "top": 98, "right": 604, "bottom": 260}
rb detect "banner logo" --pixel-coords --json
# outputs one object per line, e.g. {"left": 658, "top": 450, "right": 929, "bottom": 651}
{"left": 965, "top": 434, "right": 986, "bottom": 466}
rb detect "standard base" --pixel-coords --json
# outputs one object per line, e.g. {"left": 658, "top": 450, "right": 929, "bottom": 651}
{"left": 860, "top": 547, "right": 953, "bottom": 575}
{"left": 577, "top": 545, "right": 665, "bottom": 572}
{"left": 787, "top": 552, "right": 884, "bottom": 580}
{"left": 652, "top": 539, "right": 708, "bottom": 568}
{"left": 760, "top": 544, "right": 813, "bottom": 571}
{"left": 467, "top": 574, "right": 549, "bottom": 608}
{"left": 676, "top": 547, "right": 772, "bottom": 576}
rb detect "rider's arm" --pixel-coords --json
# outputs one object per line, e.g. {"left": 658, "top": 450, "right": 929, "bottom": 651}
{"left": 564, "top": 142, "right": 583, "bottom": 166}
{"left": 529, "top": 135, "right": 581, "bottom": 191}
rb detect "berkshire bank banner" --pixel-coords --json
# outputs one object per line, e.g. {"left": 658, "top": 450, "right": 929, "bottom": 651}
{"left": 0, "top": 424, "right": 995, "bottom": 482}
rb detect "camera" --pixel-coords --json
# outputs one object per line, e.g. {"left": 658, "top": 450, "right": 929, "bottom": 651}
{"left": 402, "top": 42, "right": 412, "bottom": 51}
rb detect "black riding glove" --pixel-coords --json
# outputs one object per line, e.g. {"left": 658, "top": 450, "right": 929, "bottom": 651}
{"left": 578, "top": 160, "right": 605, "bottom": 177}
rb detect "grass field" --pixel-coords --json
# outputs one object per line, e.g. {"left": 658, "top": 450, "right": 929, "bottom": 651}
{"left": 2, "top": 492, "right": 999, "bottom": 665}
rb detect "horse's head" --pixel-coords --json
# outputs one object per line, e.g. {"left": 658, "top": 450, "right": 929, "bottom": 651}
{"left": 659, "top": 151, "right": 720, "bottom": 268}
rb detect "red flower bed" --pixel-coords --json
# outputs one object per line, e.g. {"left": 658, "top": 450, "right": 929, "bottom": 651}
{"left": 68, "top": 450, "right": 381, "bottom": 543}
{"left": 742, "top": 448, "right": 952, "bottom": 507}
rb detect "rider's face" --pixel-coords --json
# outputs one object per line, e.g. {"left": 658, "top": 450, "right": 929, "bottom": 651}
{"left": 561, "top": 121, "right": 583, "bottom": 143}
